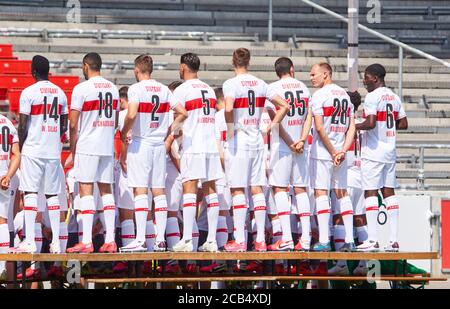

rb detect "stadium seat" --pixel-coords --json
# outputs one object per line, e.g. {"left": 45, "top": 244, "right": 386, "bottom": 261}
{"left": 0, "top": 59, "right": 31, "bottom": 74}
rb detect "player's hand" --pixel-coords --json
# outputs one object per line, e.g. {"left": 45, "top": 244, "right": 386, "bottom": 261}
{"left": 294, "top": 140, "right": 305, "bottom": 154}
{"left": 289, "top": 143, "right": 301, "bottom": 154}
{"left": 333, "top": 151, "right": 346, "bottom": 166}
{"left": 0, "top": 175, "right": 10, "bottom": 190}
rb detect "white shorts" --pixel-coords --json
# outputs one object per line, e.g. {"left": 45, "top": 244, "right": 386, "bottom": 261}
{"left": 217, "top": 184, "right": 232, "bottom": 211}
{"left": 348, "top": 186, "right": 365, "bottom": 215}
{"left": 74, "top": 153, "right": 114, "bottom": 184}
{"left": 224, "top": 147, "right": 266, "bottom": 188}
{"left": 181, "top": 152, "right": 223, "bottom": 184}
{"left": 269, "top": 151, "right": 309, "bottom": 188}
{"left": 19, "top": 155, "right": 63, "bottom": 195}
{"left": 0, "top": 188, "right": 11, "bottom": 219}
{"left": 166, "top": 161, "right": 182, "bottom": 212}
{"left": 116, "top": 168, "right": 134, "bottom": 210}
{"left": 310, "top": 158, "right": 347, "bottom": 190}
{"left": 127, "top": 142, "right": 166, "bottom": 188}
{"left": 361, "top": 159, "right": 397, "bottom": 190}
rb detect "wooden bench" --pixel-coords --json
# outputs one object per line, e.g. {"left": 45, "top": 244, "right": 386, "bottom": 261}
{"left": 0, "top": 252, "right": 445, "bottom": 289}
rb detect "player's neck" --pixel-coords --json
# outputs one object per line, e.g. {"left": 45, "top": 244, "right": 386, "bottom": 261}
{"left": 234, "top": 67, "right": 248, "bottom": 75}
{"left": 35, "top": 75, "right": 49, "bottom": 82}
{"left": 280, "top": 74, "right": 292, "bottom": 80}
{"left": 322, "top": 79, "right": 333, "bottom": 87}
{"left": 138, "top": 73, "right": 152, "bottom": 81}
{"left": 183, "top": 73, "right": 198, "bottom": 81}
{"left": 88, "top": 71, "right": 101, "bottom": 79}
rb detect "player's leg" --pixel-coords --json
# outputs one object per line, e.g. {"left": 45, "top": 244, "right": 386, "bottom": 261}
{"left": 311, "top": 159, "right": 332, "bottom": 251}
{"left": 293, "top": 186, "right": 311, "bottom": 251}
{"left": 381, "top": 162, "right": 400, "bottom": 252}
{"left": 198, "top": 180, "right": 219, "bottom": 252}
{"left": 357, "top": 158, "right": 383, "bottom": 252}
{"left": 0, "top": 197, "right": 9, "bottom": 279}
{"left": 351, "top": 186, "right": 368, "bottom": 275}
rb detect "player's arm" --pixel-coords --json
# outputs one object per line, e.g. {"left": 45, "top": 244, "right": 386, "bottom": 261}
{"left": 0, "top": 143, "right": 20, "bottom": 190}
{"left": 224, "top": 96, "right": 235, "bottom": 139}
{"left": 60, "top": 113, "right": 68, "bottom": 137}
{"left": 69, "top": 110, "right": 80, "bottom": 157}
{"left": 18, "top": 114, "right": 29, "bottom": 152}
{"left": 294, "top": 107, "right": 313, "bottom": 153}
{"left": 314, "top": 115, "right": 337, "bottom": 156}
{"left": 396, "top": 104, "right": 408, "bottom": 130}
{"left": 342, "top": 116, "right": 356, "bottom": 153}
{"left": 165, "top": 104, "right": 188, "bottom": 152}
{"left": 121, "top": 102, "right": 138, "bottom": 142}
{"left": 268, "top": 95, "right": 289, "bottom": 126}
{"left": 355, "top": 115, "right": 376, "bottom": 131}
{"left": 267, "top": 108, "right": 298, "bottom": 153}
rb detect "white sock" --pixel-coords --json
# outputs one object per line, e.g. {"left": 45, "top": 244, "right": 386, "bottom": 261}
{"left": 0, "top": 224, "right": 9, "bottom": 272}
{"left": 59, "top": 221, "right": 68, "bottom": 253}
{"left": 251, "top": 217, "right": 257, "bottom": 242}
{"left": 274, "top": 192, "right": 292, "bottom": 242}
{"left": 315, "top": 195, "right": 331, "bottom": 244}
{"left": 205, "top": 193, "right": 219, "bottom": 242}
{"left": 80, "top": 195, "right": 95, "bottom": 244}
{"left": 154, "top": 195, "right": 168, "bottom": 242}
{"left": 98, "top": 212, "right": 106, "bottom": 235}
{"left": 217, "top": 216, "right": 228, "bottom": 248}
{"left": 333, "top": 225, "right": 346, "bottom": 266}
{"left": 101, "top": 194, "right": 116, "bottom": 243}
{"left": 182, "top": 193, "right": 197, "bottom": 241}
{"left": 24, "top": 193, "right": 38, "bottom": 244}
{"left": 271, "top": 218, "right": 282, "bottom": 243}
{"left": 296, "top": 192, "right": 311, "bottom": 243}
{"left": 46, "top": 196, "right": 61, "bottom": 244}
{"left": 134, "top": 194, "right": 148, "bottom": 242}
{"left": 192, "top": 220, "right": 199, "bottom": 251}
{"left": 356, "top": 225, "right": 368, "bottom": 244}
{"left": 385, "top": 195, "right": 400, "bottom": 243}
{"left": 35, "top": 223, "right": 42, "bottom": 253}
{"left": 232, "top": 194, "right": 247, "bottom": 244}
{"left": 145, "top": 221, "right": 155, "bottom": 252}
{"left": 338, "top": 196, "right": 354, "bottom": 243}
{"left": 252, "top": 193, "right": 267, "bottom": 243}
{"left": 121, "top": 219, "right": 135, "bottom": 247}
{"left": 166, "top": 217, "right": 181, "bottom": 250}
{"left": 365, "top": 196, "right": 379, "bottom": 242}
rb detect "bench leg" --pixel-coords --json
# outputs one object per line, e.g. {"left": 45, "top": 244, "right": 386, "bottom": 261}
{"left": 12, "top": 261, "right": 18, "bottom": 289}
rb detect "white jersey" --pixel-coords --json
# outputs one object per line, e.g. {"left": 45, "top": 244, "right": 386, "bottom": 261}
{"left": 266, "top": 77, "right": 311, "bottom": 154}
{"left": 118, "top": 109, "right": 127, "bottom": 132}
{"left": 127, "top": 79, "right": 179, "bottom": 146}
{"left": 0, "top": 115, "right": 18, "bottom": 174}
{"left": 361, "top": 87, "right": 406, "bottom": 163}
{"left": 71, "top": 76, "right": 119, "bottom": 156}
{"left": 173, "top": 79, "right": 217, "bottom": 154}
{"left": 310, "top": 83, "right": 354, "bottom": 161}
{"left": 215, "top": 109, "right": 227, "bottom": 149}
{"left": 20, "top": 80, "right": 68, "bottom": 159}
{"left": 223, "top": 73, "right": 276, "bottom": 150}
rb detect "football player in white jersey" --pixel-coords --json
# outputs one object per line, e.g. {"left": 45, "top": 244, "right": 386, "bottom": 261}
{"left": 13, "top": 55, "right": 68, "bottom": 254}
{"left": 0, "top": 114, "right": 20, "bottom": 276}
{"left": 222, "top": 48, "right": 289, "bottom": 252}
{"left": 67, "top": 53, "right": 120, "bottom": 253}
{"left": 265, "top": 57, "right": 313, "bottom": 252}
{"left": 119, "top": 55, "right": 187, "bottom": 252}
{"left": 356, "top": 64, "right": 408, "bottom": 252}
{"left": 171, "top": 53, "right": 222, "bottom": 253}
{"left": 309, "top": 63, "right": 356, "bottom": 252}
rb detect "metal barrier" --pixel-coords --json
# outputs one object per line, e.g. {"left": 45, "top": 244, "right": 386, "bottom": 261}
{"left": 397, "top": 144, "right": 450, "bottom": 190}
{"left": 49, "top": 59, "right": 168, "bottom": 73}
{"left": 0, "top": 28, "right": 259, "bottom": 43}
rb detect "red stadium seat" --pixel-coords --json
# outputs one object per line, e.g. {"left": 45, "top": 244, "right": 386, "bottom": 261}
{"left": 0, "top": 74, "right": 35, "bottom": 100}
{"left": 0, "top": 44, "right": 14, "bottom": 59}
{"left": 6, "top": 89, "right": 21, "bottom": 113}
{"left": 0, "top": 60, "right": 32, "bottom": 74}
{"left": 49, "top": 75, "right": 80, "bottom": 90}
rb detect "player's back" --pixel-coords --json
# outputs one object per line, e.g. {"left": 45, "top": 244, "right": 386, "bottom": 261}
{"left": 0, "top": 114, "right": 18, "bottom": 173}
{"left": 361, "top": 86, "right": 405, "bottom": 163}
{"left": 311, "top": 83, "right": 353, "bottom": 161}
{"left": 267, "top": 77, "right": 310, "bottom": 153}
{"left": 223, "top": 73, "right": 270, "bottom": 150}
{"left": 20, "top": 80, "right": 68, "bottom": 159}
{"left": 71, "top": 76, "right": 119, "bottom": 156}
{"left": 174, "top": 79, "right": 217, "bottom": 154}
{"left": 128, "top": 79, "right": 174, "bottom": 146}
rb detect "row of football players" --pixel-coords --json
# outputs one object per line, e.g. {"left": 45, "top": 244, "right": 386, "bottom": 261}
{"left": 1, "top": 48, "right": 406, "bottom": 260}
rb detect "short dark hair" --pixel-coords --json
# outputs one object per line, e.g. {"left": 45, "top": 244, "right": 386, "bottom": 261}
{"left": 214, "top": 87, "right": 224, "bottom": 102}
{"left": 31, "top": 55, "right": 49, "bottom": 77}
{"left": 365, "top": 63, "right": 386, "bottom": 80}
{"left": 83, "top": 52, "right": 102, "bottom": 71}
{"left": 134, "top": 54, "right": 153, "bottom": 74}
{"left": 275, "top": 57, "right": 293, "bottom": 78}
{"left": 232, "top": 48, "right": 250, "bottom": 68}
{"left": 168, "top": 80, "right": 183, "bottom": 92}
{"left": 181, "top": 53, "right": 200, "bottom": 72}
{"left": 318, "top": 62, "right": 332, "bottom": 76}
{"left": 119, "top": 86, "right": 129, "bottom": 99}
